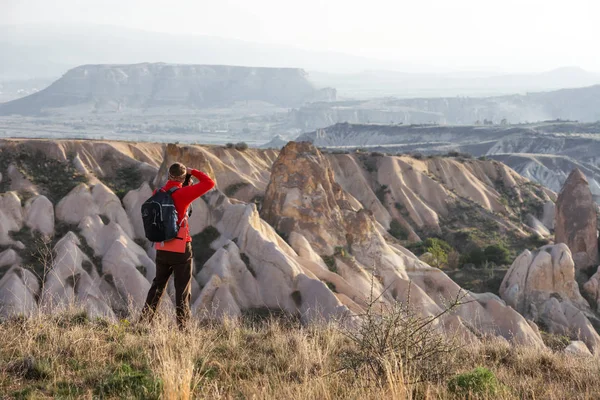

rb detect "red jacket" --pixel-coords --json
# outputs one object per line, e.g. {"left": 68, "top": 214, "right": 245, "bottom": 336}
{"left": 158, "top": 169, "right": 215, "bottom": 242}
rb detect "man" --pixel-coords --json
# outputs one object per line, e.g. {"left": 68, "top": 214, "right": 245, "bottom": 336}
{"left": 140, "top": 162, "right": 215, "bottom": 329}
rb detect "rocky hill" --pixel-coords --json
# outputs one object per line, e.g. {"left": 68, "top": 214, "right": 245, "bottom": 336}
{"left": 297, "top": 122, "right": 600, "bottom": 201}
{"left": 0, "top": 138, "right": 576, "bottom": 347}
{"left": 0, "top": 63, "right": 336, "bottom": 115}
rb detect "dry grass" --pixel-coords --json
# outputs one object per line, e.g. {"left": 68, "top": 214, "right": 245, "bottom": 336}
{"left": 1, "top": 310, "right": 600, "bottom": 399}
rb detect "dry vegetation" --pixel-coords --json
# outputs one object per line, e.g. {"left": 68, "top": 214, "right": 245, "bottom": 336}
{"left": 1, "top": 307, "right": 600, "bottom": 400}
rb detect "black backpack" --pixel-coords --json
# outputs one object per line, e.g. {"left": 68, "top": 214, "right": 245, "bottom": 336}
{"left": 141, "top": 187, "right": 180, "bottom": 242}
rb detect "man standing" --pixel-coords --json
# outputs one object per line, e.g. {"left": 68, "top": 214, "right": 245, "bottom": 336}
{"left": 140, "top": 162, "right": 215, "bottom": 329}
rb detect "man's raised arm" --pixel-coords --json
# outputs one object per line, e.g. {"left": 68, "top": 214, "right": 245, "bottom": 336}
{"left": 177, "top": 169, "right": 215, "bottom": 206}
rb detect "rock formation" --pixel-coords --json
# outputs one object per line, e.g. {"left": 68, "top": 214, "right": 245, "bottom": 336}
{"left": 500, "top": 244, "right": 600, "bottom": 352}
{"left": 259, "top": 141, "right": 544, "bottom": 346}
{"left": 554, "top": 169, "right": 598, "bottom": 269}
{"left": 0, "top": 138, "right": 566, "bottom": 349}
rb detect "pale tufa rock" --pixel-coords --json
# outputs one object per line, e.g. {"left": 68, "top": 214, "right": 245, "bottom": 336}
{"left": 500, "top": 244, "right": 600, "bottom": 352}
{"left": 0, "top": 267, "right": 39, "bottom": 318}
{"left": 24, "top": 195, "right": 55, "bottom": 236}
{"left": 564, "top": 340, "right": 593, "bottom": 357}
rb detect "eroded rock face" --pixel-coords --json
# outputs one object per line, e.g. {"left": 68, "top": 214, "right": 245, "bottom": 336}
{"left": 192, "top": 190, "right": 351, "bottom": 324}
{"left": 260, "top": 141, "right": 362, "bottom": 254}
{"left": 500, "top": 244, "right": 600, "bottom": 352}
{"left": 554, "top": 169, "right": 598, "bottom": 269}
{"left": 259, "top": 142, "right": 543, "bottom": 346}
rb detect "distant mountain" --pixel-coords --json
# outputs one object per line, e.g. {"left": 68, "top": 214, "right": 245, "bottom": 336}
{"left": 0, "top": 63, "right": 337, "bottom": 115}
{"left": 310, "top": 67, "right": 600, "bottom": 98}
{"left": 289, "top": 84, "right": 600, "bottom": 129}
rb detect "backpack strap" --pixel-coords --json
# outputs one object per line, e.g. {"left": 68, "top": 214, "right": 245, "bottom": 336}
{"left": 167, "top": 187, "right": 179, "bottom": 194}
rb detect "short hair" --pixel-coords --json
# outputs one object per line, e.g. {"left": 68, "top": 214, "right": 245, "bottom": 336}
{"left": 168, "top": 162, "right": 187, "bottom": 180}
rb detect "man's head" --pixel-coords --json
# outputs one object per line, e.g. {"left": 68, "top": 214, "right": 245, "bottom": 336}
{"left": 168, "top": 162, "right": 187, "bottom": 182}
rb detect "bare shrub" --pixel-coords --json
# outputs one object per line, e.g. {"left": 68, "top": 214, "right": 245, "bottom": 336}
{"left": 338, "top": 278, "right": 467, "bottom": 385}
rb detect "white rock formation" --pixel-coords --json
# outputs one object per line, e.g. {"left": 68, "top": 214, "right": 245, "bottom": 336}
{"left": 24, "top": 195, "right": 54, "bottom": 236}
{"left": 40, "top": 232, "right": 115, "bottom": 319}
{"left": 565, "top": 341, "right": 593, "bottom": 357}
{"left": 0, "top": 267, "right": 39, "bottom": 318}
{"left": 0, "top": 249, "right": 21, "bottom": 269}
{"left": 55, "top": 183, "right": 100, "bottom": 224}
{"left": 123, "top": 182, "right": 153, "bottom": 240}
{"left": 79, "top": 215, "right": 155, "bottom": 310}
{"left": 0, "top": 192, "right": 23, "bottom": 246}
{"left": 500, "top": 244, "right": 600, "bottom": 352}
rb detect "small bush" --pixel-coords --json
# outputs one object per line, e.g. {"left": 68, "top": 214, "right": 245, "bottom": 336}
{"left": 462, "top": 244, "right": 512, "bottom": 267}
{"left": 484, "top": 244, "right": 511, "bottom": 265}
{"left": 225, "top": 143, "right": 235, "bottom": 149}
{"left": 326, "top": 281, "right": 337, "bottom": 293}
{"left": 234, "top": 142, "right": 249, "bottom": 151}
{"left": 408, "top": 238, "right": 453, "bottom": 257}
{"left": 375, "top": 184, "right": 390, "bottom": 203}
{"left": 388, "top": 219, "right": 409, "bottom": 240}
{"left": 340, "top": 283, "right": 465, "bottom": 384}
{"left": 447, "top": 367, "right": 499, "bottom": 397}
{"left": 322, "top": 255, "right": 337, "bottom": 273}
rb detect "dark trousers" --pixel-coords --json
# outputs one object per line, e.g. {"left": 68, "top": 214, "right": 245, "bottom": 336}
{"left": 140, "top": 242, "right": 193, "bottom": 328}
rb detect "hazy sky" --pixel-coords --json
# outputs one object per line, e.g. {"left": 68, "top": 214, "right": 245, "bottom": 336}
{"left": 2, "top": 0, "right": 600, "bottom": 72}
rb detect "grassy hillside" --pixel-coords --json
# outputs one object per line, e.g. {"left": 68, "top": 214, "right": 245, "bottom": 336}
{"left": 1, "top": 309, "right": 599, "bottom": 399}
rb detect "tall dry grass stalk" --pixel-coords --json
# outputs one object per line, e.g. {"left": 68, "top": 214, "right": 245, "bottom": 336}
{"left": 2, "top": 306, "right": 600, "bottom": 399}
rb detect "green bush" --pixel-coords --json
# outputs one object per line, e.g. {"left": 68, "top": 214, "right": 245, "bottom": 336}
{"left": 427, "top": 240, "right": 448, "bottom": 269}
{"left": 461, "top": 243, "right": 511, "bottom": 267}
{"left": 388, "top": 219, "right": 409, "bottom": 240}
{"left": 322, "top": 255, "right": 337, "bottom": 273}
{"left": 447, "top": 367, "right": 499, "bottom": 397}
{"left": 484, "top": 244, "right": 511, "bottom": 265}
{"left": 408, "top": 238, "right": 453, "bottom": 257}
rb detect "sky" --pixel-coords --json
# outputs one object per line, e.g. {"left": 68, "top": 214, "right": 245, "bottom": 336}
{"left": 2, "top": 0, "right": 600, "bottom": 72}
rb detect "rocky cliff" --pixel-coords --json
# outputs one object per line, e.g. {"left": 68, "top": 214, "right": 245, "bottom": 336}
{"left": 0, "top": 63, "right": 336, "bottom": 115}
